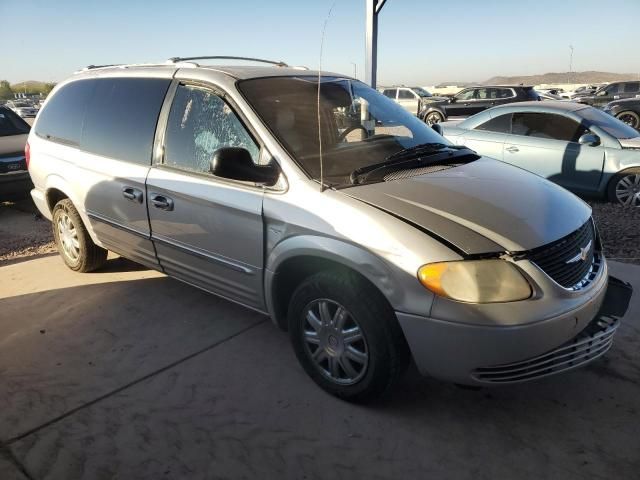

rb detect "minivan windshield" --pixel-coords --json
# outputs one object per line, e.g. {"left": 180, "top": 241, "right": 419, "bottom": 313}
{"left": 579, "top": 106, "right": 640, "bottom": 139}
{"left": 238, "top": 76, "right": 451, "bottom": 186}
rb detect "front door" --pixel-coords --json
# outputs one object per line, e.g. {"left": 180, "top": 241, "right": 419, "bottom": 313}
{"left": 397, "top": 88, "right": 420, "bottom": 115}
{"left": 146, "top": 82, "right": 267, "bottom": 309}
{"left": 502, "top": 112, "right": 604, "bottom": 191}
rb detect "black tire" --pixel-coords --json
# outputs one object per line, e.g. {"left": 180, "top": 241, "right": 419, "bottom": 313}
{"left": 423, "top": 110, "right": 444, "bottom": 126}
{"left": 52, "top": 199, "right": 108, "bottom": 272}
{"left": 615, "top": 111, "right": 640, "bottom": 130}
{"left": 288, "top": 269, "right": 410, "bottom": 402}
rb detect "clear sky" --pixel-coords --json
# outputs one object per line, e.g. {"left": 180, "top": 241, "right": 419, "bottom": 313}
{"left": 2, "top": 0, "right": 639, "bottom": 85}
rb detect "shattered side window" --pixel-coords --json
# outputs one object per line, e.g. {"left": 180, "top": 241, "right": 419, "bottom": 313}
{"left": 164, "top": 84, "right": 259, "bottom": 174}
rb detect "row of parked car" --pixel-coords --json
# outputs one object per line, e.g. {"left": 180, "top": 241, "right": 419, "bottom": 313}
{"left": 381, "top": 81, "right": 640, "bottom": 130}
{"left": 0, "top": 99, "right": 40, "bottom": 118}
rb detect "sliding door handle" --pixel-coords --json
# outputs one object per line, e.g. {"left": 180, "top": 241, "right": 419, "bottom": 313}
{"left": 150, "top": 193, "right": 174, "bottom": 211}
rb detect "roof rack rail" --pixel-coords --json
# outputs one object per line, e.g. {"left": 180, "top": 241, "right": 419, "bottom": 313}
{"left": 167, "top": 56, "right": 288, "bottom": 67}
{"left": 83, "top": 64, "right": 123, "bottom": 70}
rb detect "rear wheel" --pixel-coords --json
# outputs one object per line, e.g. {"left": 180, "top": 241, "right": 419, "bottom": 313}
{"left": 288, "top": 270, "right": 409, "bottom": 402}
{"left": 424, "top": 111, "right": 444, "bottom": 126}
{"left": 615, "top": 111, "right": 640, "bottom": 130}
{"left": 52, "top": 199, "right": 107, "bottom": 271}
{"left": 607, "top": 168, "right": 640, "bottom": 207}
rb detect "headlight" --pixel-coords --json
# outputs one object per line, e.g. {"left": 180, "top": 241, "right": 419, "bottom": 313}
{"left": 418, "top": 260, "right": 532, "bottom": 303}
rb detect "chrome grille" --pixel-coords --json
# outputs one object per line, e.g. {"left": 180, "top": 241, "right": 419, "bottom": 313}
{"left": 472, "top": 316, "right": 618, "bottom": 383}
{"left": 527, "top": 220, "right": 597, "bottom": 289}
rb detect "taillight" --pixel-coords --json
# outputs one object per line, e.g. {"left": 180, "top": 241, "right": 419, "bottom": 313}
{"left": 25, "top": 141, "right": 31, "bottom": 169}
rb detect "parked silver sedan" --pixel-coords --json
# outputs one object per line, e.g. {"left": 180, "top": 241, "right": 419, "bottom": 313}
{"left": 440, "top": 101, "right": 640, "bottom": 206}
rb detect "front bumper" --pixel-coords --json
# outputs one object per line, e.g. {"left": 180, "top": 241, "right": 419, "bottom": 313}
{"left": 397, "top": 275, "right": 632, "bottom": 385}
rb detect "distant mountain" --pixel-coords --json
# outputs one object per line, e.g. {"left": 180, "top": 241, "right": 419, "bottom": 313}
{"left": 482, "top": 71, "right": 639, "bottom": 85}
{"left": 10, "top": 80, "right": 56, "bottom": 95}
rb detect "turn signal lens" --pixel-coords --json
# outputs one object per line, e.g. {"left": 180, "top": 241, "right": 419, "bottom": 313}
{"left": 418, "top": 260, "right": 532, "bottom": 303}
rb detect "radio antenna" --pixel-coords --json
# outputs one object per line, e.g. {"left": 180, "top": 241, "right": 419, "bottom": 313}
{"left": 317, "top": 1, "right": 337, "bottom": 192}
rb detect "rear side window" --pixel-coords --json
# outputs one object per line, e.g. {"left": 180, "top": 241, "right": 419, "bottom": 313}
{"left": 623, "top": 82, "right": 640, "bottom": 93}
{"left": 511, "top": 112, "right": 587, "bottom": 142}
{"left": 475, "top": 113, "right": 511, "bottom": 133}
{"left": 0, "top": 107, "right": 30, "bottom": 136}
{"left": 82, "top": 78, "right": 170, "bottom": 164}
{"left": 164, "top": 84, "right": 259, "bottom": 174}
{"left": 382, "top": 89, "right": 396, "bottom": 98}
{"left": 34, "top": 80, "right": 94, "bottom": 146}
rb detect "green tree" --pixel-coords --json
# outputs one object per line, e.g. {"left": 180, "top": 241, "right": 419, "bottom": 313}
{"left": 0, "top": 80, "right": 13, "bottom": 100}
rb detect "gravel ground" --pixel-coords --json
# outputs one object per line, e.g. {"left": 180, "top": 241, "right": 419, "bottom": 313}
{"left": 0, "top": 198, "right": 638, "bottom": 266}
{"left": 0, "top": 199, "right": 55, "bottom": 266}
{"left": 589, "top": 201, "right": 640, "bottom": 264}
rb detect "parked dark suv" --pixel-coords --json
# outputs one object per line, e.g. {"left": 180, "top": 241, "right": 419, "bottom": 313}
{"left": 575, "top": 81, "right": 640, "bottom": 108}
{"left": 603, "top": 98, "right": 640, "bottom": 130}
{"left": 420, "top": 85, "right": 540, "bottom": 125}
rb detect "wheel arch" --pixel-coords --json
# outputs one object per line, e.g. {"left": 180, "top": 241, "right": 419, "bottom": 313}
{"left": 265, "top": 236, "right": 408, "bottom": 331}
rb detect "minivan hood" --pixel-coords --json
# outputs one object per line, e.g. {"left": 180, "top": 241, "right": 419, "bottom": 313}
{"left": 344, "top": 158, "right": 591, "bottom": 255}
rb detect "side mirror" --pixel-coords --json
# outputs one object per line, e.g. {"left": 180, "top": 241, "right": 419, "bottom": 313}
{"left": 578, "top": 133, "right": 600, "bottom": 147}
{"left": 431, "top": 123, "right": 443, "bottom": 136}
{"left": 210, "top": 147, "right": 280, "bottom": 185}
{"left": 449, "top": 97, "right": 457, "bottom": 103}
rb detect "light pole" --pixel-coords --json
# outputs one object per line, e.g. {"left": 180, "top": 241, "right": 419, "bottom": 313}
{"left": 568, "top": 45, "right": 574, "bottom": 85}
{"left": 365, "top": 0, "right": 387, "bottom": 89}
{"left": 351, "top": 62, "right": 358, "bottom": 80}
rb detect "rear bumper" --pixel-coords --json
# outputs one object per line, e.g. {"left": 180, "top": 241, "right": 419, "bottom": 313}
{"left": 0, "top": 171, "right": 33, "bottom": 198}
{"left": 397, "top": 275, "right": 632, "bottom": 385}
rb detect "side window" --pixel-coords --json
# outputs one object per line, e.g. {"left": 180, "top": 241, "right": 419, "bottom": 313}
{"left": 511, "top": 113, "right": 587, "bottom": 142}
{"left": 475, "top": 113, "right": 511, "bottom": 133}
{"left": 398, "top": 89, "right": 415, "bottom": 99}
{"left": 497, "top": 88, "right": 514, "bottom": 99}
{"left": 605, "top": 84, "right": 620, "bottom": 94}
{"left": 455, "top": 89, "right": 476, "bottom": 101}
{"left": 164, "top": 84, "right": 260, "bottom": 174}
{"left": 382, "top": 89, "right": 396, "bottom": 99}
{"left": 34, "top": 80, "right": 94, "bottom": 146}
{"left": 82, "top": 77, "right": 171, "bottom": 164}
{"left": 623, "top": 82, "right": 640, "bottom": 93}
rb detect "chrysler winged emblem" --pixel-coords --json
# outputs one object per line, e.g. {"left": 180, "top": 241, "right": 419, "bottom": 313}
{"left": 566, "top": 240, "right": 592, "bottom": 264}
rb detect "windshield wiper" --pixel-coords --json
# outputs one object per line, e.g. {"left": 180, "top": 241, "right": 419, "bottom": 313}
{"left": 349, "top": 143, "right": 475, "bottom": 185}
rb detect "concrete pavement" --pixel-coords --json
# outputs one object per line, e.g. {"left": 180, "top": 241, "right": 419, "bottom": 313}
{"left": 0, "top": 255, "right": 639, "bottom": 479}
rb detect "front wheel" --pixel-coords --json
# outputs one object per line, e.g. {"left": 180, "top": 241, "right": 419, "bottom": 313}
{"left": 288, "top": 270, "right": 409, "bottom": 402}
{"left": 607, "top": 168, "right": 640, "bottom": 207}
{"left": 424, "top": 111, "right": 444, "bottom": 126}
{"left": 615, "top": 111, "right": 640, "bottom": 130}
{"left": 52, "top": 199, "right": 108, "bottom": 272}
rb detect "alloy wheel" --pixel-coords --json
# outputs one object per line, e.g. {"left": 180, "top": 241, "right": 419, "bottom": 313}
{"left": 617, "top": 112, "right": 639, "bottom": 129}
{"left": 425, "top": 112, "right": 442, "bottom": 126}
{"left": 57, "top": 211, "right": 80, "bottom": 261}
{"left": 301, "top": 299, "right": 369, "bottom": 385}
{"left": 615, "top": 173, "right": 640, "bottom": 207}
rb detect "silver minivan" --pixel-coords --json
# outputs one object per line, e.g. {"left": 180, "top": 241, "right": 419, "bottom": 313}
{"left": 27, "top": 58, "right": 631, "bottom": 401}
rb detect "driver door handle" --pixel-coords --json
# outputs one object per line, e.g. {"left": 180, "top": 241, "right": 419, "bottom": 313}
{"left": 150, "top": 193, "right": 174, "bottom": 211}
{"left": 506, "top": 146, "right": 519, "bottom": 153}
{"left": 122, "top": 186, "right": 143, "bottom": 203}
